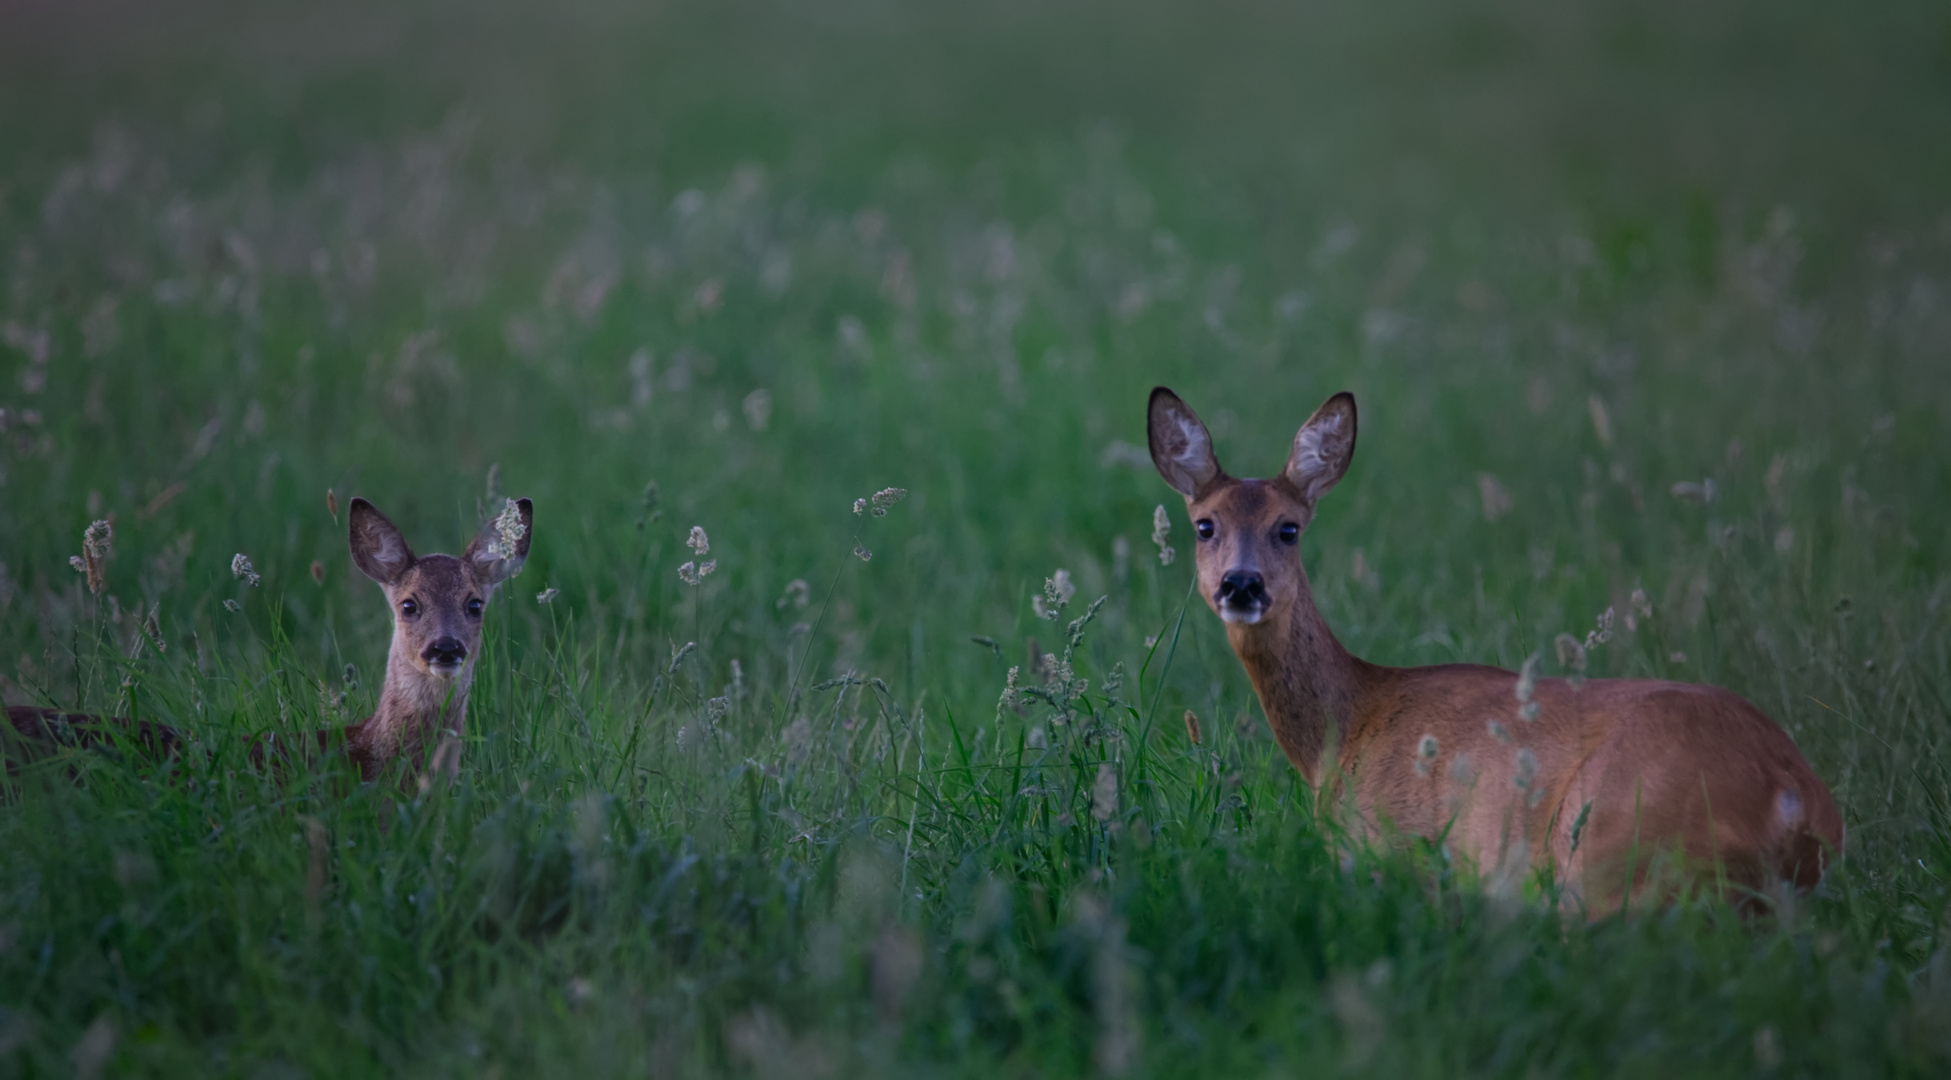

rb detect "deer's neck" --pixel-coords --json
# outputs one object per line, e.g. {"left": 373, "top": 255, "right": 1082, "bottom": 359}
{"left": 348, "top": 634, "right": 471, "bottom": 780}
{"left": 1226, "top": 567, "right": 1371, "bottom": 786}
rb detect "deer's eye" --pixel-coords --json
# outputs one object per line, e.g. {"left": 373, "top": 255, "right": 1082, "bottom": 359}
{"left": 1278, "top": 523, "right": 1301, "bottom": 545}
{"left": 399, "top": 598, "right": 420, "bottom": 617}
{"left": 1196, "top": 519, "right": 1216, "bottom": 540}
{"left": 466, "top": 598, "right": 484, "bottom": 618}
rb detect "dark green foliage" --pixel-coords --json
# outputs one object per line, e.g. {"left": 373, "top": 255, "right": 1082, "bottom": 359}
{"left": 2, "top": 0, "right": 1949, "bottom": 1074}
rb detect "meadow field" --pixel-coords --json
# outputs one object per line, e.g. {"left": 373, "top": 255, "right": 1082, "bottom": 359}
{"left": 2, "top": 0, "right": 1950, "bottom": 1074}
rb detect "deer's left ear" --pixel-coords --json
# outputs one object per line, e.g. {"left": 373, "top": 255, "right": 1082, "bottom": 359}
{"left": 465, "top": 497, "right": 533, "bottom": 589}
{"left": 1283, "top": 392, "right": 1357, "bottom": 507}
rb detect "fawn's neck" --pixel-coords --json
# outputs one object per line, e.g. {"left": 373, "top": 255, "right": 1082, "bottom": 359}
{"left": 1226, "top": 566, "right": 1372, "bottom": 786}
{"left": 349, "top": 633, "right": 471, "bottom": 780}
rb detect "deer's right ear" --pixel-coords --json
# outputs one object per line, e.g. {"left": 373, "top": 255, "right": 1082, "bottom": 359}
{"left": 348, "top": 498, "right": 415, "bottom": 585}
{"left": 1148, "top": 387, "right": 1224, "bottom": 500}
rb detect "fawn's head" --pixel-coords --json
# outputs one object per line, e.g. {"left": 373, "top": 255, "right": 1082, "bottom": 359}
{"left": 348, "top": 497, "right": 533, "bottom": 680}
{"left": 1148, "top": 387, "right": 1355, "bottom": 625}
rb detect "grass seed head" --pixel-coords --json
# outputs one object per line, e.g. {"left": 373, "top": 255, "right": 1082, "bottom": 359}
{"left": 230, "top": 552, "right": 260, "bottom": 587}
{"left": 536, "top": 586, "right": 560, "bottom": 603}
{"left": 742, "top": 388, "right": 772, "bottom": 430}
{"left": 75, "top": 518, "right": 113, "bottom": 594}
{"left": 326, "top": 488, "right": 338, "bottom": 522}
{"left": 1091, "top": 762, "right": 1118, "bottom": 822}
{"left": 1151, "top": 505, "right": 1175, "bottom": 565}
{"left": 1477, "top": 473, "right": 1513, "bottom": 521}
{"left": 853, "top": 544, "right": 873, "bottom": 562}
{"left": 871, "top": 924, "right": 925, "bottom": 1028}
{"left": 871, "top": 487, "right": 908, "bottom": 509}
{"left": 1183, "top": 709, "right": 1202, "bottom": 746}
{"left": 1034, "top": 569, "right": 1075, "bottom": 620}
{"left": 1626, "top": 586, "right": 1652, "bottom": 630}
{"left": 1754, "top": 1027, "right": 1784, "bottom": 1070}
{"left": 70, "top": 1015, "right": 117, "bottom": 1080}
{"left": 853, "top": 498, "right": 868, "bottom": 516}
{"left": 140, "top": 605, "right": 167, "bottom": 653}
{"left": 676, "top": 560, "right": 716, "bottom": 586}
{"left": 686, "top": 525, "right": 710, "bottom": 557}
{"left": 1584, "top": 606, "right": 1615, "bottom": 649}
{"left": 1514, "top": 652, "right": 1539, "bottom": 702}
{"left": 778, "top": 578, "right": 810, "bottom": 609}
{"left": 1587, "top": 394, "right": 1613, "bottom": 446}
{"left": 1513, "top": 747, "right": 1539, "bottom": 790}
{"left": 1568, "top": 800, "right": 1594, "bottom": 855}
{"left": 1555, "top": 632, "right": 1587, "bottom": 676}
{"left": 1669, "top": 479, "right": 1716, "bottom": 505}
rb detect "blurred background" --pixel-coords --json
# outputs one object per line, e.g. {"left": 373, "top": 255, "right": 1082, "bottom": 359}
{"left": 2, "top": 0, "right": 1949, "bottom": 1073}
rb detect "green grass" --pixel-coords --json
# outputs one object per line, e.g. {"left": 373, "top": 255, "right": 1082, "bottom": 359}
{"left": 3, "top": 0, "right": 1950, "bottom": 1074}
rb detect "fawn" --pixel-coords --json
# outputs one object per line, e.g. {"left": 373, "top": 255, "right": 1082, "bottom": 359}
{"left": 5, "top": 496, "right": 532, "bottom": 790}
{"left": 1148, "top": 386, "right": 1841, "bottom": 914}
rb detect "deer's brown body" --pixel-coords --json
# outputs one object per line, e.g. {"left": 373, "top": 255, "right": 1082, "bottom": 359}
{"left": 5, "top": 497, "right": 532, "bottom": 791}
{"left": 1150, "top": 387, "right": 1840, "bottom": 914}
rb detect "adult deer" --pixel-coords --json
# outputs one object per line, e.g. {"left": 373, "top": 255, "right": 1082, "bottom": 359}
{"left": 1148, "top": 387, "right": 1839, "bottom": 914}
{"left": 5, "top": 497, "right": 533, "bottom": 790}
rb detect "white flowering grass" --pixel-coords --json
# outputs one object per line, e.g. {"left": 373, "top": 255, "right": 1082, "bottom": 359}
{"left": 230, "top": 553, "right": 261, "bottom": 587}
{"left": 0, "top": 6, "right": 1941, "bottom": 1076}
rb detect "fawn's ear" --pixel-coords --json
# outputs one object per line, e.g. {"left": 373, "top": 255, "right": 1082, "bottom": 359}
{"left": 465, "top": 497, "right": 533, "bottom": 589}
{"left": 349, "top": 498, "right": 415, "bottom": 585}
{"left": 1283, "top": 392, "right": 1357, "bottom": 508}
{"left": 1149, "top": 387, "right": 1225, "bottom": 500}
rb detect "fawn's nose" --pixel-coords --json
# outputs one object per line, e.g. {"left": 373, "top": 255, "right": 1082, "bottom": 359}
{"left": 424, "top": 636, "right": 467, "bottom": 667}
{"left": 1217, "top": 570, "right": 1267, "bottom": 608}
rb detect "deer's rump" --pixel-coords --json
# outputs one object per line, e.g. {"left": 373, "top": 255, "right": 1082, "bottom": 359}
{"left": 1343, "top": 670, "right": 1842, "bottom": 911}
{"left": 4, "top": 705, "right": 359, "bottom": 778}
{"left": 1554, "top": 680, "right": 1843, "bottom": 905}
{"left": 4, "top": 705, "right": 186, "bottom": 766}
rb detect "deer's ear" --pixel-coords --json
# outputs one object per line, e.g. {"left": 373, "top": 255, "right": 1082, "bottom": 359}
{"left": 1283, "top": 392, "right": 1357, "bottom": 507}
{"left": 349, "top": 498, "right": 415, "bottom": 585}
{"left": 465, "top": 497, "right": 533, "bottom": 589}
{"left": 1149, "top": 387, "right": 1225, "bottom": 500}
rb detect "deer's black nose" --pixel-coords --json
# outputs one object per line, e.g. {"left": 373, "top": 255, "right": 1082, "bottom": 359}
{"left": 1217, "top": 570, "right": 1266, "bottom": 607}
{"left": 424, "top": 637, "right": 467, "bottom": 666}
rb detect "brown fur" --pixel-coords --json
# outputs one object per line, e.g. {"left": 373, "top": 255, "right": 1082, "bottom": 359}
{"left": 1149, "top": 386, "right": 1842, "bottom": 915}
{"left": 5, "top": 497, "right": 532, "bottom": 792}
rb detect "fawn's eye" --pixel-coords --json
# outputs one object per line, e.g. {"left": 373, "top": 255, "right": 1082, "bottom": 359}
{"left": 1196, "top": 519, "right": 1216, "bottom": 540}
{"left": 466, "top": 598, "right": 484, "bottom": 618}
{"left": 1278, "top": 523, "right": 1301, "bottom": 545}
{"left": 399, "top": 598, "right": 419, "bottom": 617}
